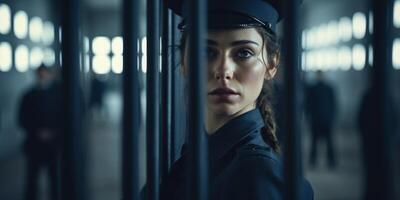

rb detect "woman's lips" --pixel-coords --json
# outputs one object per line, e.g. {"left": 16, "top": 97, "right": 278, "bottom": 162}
{"left": 208, "top": 88, "right": 239, "bottom": 101}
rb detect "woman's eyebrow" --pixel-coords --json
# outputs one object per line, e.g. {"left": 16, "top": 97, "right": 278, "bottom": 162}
{"left": 206, "top": 39, "right": 259, "bottom": 46}
{"left": 231, "top": 40, "right": 259, "bottom": 46}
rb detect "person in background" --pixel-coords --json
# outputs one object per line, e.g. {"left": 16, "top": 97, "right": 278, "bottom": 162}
{"left": 18, "top": 65, "right": 62, "bottom": 200}
{"left": 305, "top": 70, "right": 337, "bottom": 169}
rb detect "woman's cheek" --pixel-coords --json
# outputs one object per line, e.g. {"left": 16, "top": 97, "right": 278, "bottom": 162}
{"left": 238, "top": 65, "right": 266, "bottom": 89}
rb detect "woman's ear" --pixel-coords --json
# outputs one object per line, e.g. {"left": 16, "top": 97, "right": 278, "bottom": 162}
{"left": 265, "top": 67, "right": 277, "bottom": 80}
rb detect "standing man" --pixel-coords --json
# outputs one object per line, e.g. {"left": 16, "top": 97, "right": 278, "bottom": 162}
{"left": 18, "top": 65, "right": 62, "bottom": 200}
{"left": 305, "top": 70, "right": 337, "bottom": 169}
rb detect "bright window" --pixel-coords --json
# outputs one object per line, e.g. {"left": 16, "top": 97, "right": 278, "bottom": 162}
{"left": 302, "top": 30, "right": 307, "bottom": 49}
{"left": 316, "top": 24, "right": 328, "bottom": 47}
{"left": 29, "top": 17, "right": 43, "bottom": 43}
{"left": 393, "top": 38, "right": 400, "bottom": 69}
{"left": 338, "top": 17, "right": 352, "bottom": 42}
{"left": 92, "top": 55, "right": 111, "bottom": 74}
{"left": 112, "top": 55, "right": 123, "bottom": 74}
{"left": 14, "top": 11, "right": 28, "bottom": 39}
{"left": 141, "top": 37, "right": 147, "bottom": 73}
{"left": 84, "top": 37, "right": 90, "bottom": 53}
{"left": 327, "top": 20, "right": 339, "bottom": 45}
{"left": 0, "top": 42, "right": 12, "bottom": 72}
{"left": 394, "top": 1, "right": 400, "bottom": 28}
{"left": 352, "top": 12, "right": 367, "bottom": 39}
{"left": 30, "top": 47, "right": 43, "bottom": 69}
{"left": 307, "top": 27, "right": 317, "bottom": 49}
{"left": 42, "top": 21, "right": 55, "bottom": 45}
{"left": 92, "top": 36, "right": 111, "bottom": 55}
{"left": 112, "top": 36, "right": 123, "bottom": 54}
{"left": 338, "top": 46, "right": 352, "bottom": 71}
{"left": 369, "top": 45, "right": 373, "bottom": 66}
{"left": 84, "top": 54, "right": 90, "bottom": 73}
{"left": 43, "top": 48, "right": 55, "bottom": 66}
{"left": 352, "top": 44, "right": 366, "bottom": 70}
{"left": 92, "top": 36, "right": 111, "bottom": 74}
{"left": 15, "top": 45, "right": 29, "bottom": 72}
{"left": 0, "top": 4, "right": 11, "bottom": 34}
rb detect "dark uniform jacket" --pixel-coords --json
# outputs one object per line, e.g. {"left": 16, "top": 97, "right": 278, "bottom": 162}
{"left": 160, "top": 109, "right": 314, "bottom": 200}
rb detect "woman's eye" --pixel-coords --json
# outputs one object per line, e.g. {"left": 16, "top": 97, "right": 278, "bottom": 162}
{"left": 235, "top": 49, "right": 254, "bottom": 59}
{"left": 206, "top": 48, "right": 218, "bottom": 60}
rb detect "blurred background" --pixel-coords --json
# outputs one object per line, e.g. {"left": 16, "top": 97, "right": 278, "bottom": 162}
{"left": 0, "top": 0, "right": 399, "bottom": 199}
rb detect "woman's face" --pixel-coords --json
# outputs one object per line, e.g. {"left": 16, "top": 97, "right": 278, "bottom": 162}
{"left": 184, "top": 28, "right": 276, "bottom": 117}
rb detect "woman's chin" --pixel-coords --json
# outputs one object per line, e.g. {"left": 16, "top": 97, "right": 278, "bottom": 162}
{"left": 207, "top": 103, "right": 239, "bottom": 117}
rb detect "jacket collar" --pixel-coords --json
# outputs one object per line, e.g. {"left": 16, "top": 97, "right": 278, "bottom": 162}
{"left": 208, "top": 108, "right": 265, "bottom": 163}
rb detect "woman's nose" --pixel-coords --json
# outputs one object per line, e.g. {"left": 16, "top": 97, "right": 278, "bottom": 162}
{"left": 213, "top": 56, "right": 234, "bottom": 80}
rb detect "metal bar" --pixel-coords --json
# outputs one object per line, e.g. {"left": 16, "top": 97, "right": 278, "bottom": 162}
{"left": 170, "top": 13, "right": 177, "bottom": 164}
{"left": 60, "top": 0, "right": 84, "bottom": 199}
{"left": 187, "top": 0, "right": 208, "bottom": 200}
{"left": 147, "top": 0, "right": 161, "bottom": 199}
{"left": 371, "top": 0, "right": 395, "bottom": 199}
{"left": 161, "top": 3, "right": 173, "bottom": 179}
{"left": 122, "top": 0, "right": 140, "bottom": 199}
{"left": 282, "top": 0, "right": 302, "bottom": 200}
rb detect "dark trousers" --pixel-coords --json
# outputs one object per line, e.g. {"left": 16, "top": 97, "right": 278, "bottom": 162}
{"left": 25, "top": 153, "right": 59, "bottom": 200}
{"left": 309, "top": 123, "right": 336, "bottom": 168}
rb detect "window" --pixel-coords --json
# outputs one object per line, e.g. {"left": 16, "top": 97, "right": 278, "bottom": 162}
{"left": 42, "top": 21, "right": 55, "bottom": 45}
{"left": 0, "top": 42, "right": 12, "bottom": 72}
{"left": 368, "top": 45, "right": 373, "bottom": 66}
{"left": 111, "top": 36, "right": 123, "bottom": 74}
{"left": 92, "top": 36, "right": 111, "bottom": 74}
{"left": 141, "top": 37, "right": 147, "bottom": 73}
{"left": 352, "top": 44, "right": 366, "bottom": 70}
{"left": 15, "top": 45, "right": 29, "bottom": 72}
{"left": 338, "top": 46, "right": 352, "bottom": 71}
{"left": 30, "top": 47, "right": 43, "bottom": 69}
{"left": 338, "top": 17, "right": 352, "bottom": 42}
{"left": 307, "top": 27, "right": 317, "bottom": 49}
{"left": 92, "top": 36, "right": 111, "bottom": 55}
{"left": 83, "top": 36, "right": 90, "bottom": 73}
{"left": 29, "top": 17, "right": 43, "bottom": 43}
{"left": 393, "top": 38, "right": 400, "bottom": 69}
{"left": 0, "top": 4, "right": 11, "bottom": 34}
{"left": 394, "top": 1, "right": 400, "bottom": 28}
{"left": 14, "top": 11, "right": 28, "bottom": 39}
{"left": 43, "top": 48, "right": 55, "bottom": 66}
{"left": 327, "top": 20, "right": 339, "bottom": 45}
{"left": 352, "top": 12, "right": 366, "bottom": 39}
{"left": 92, "top": 55, "right": 111, "bottom": 74}
{"left": 112, "top": 36, "right": 123, "bottom": 55}
{"left": 316, "top": 24, "right": 328, "bottom": 47}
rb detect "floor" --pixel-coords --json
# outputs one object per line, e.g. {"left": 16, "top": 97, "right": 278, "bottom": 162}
{"left": 0, "top": 100, "right": 399, "bottom": 200}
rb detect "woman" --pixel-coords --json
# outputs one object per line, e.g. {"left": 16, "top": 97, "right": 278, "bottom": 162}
{"left": 160, "top": 0, "right": 314, "bottom": 199}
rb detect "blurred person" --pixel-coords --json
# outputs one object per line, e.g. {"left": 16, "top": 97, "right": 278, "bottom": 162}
{"left": 305, "top": 70, "right": 337, "bottom": 169}
{"left": 89, "top": 75, "right": 106, "bottom": 116}
{"left": 18, "top": 65, "right": 62, "bottom": 200}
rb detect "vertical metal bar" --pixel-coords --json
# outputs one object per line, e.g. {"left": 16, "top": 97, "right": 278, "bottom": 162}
{"left": 187, "top": 0, "right": 208, "bottom": 200}
{"left": 371, "top": 0, "right": 395, "bottom": 199}
{"left": 161, "top": 3, "right": 172, "bottom": 179}
{"left": 122, "top": 0, "right": 140, "bottom": 199}
{"left": 170, "top": 14, "right": 178, "bottom": 164}
{"left": 60, "top": 0, "right": 84, "bottom": 199}
{"left": 282, "top": 0, "right": 302, "bottom": 200}
{"left": 147, "top": 0, "right": 160, "bottom": 199}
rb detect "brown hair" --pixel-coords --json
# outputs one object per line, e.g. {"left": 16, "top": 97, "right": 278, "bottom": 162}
{"left": 179, "top": 26, "right": 281, "bottom": 153}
